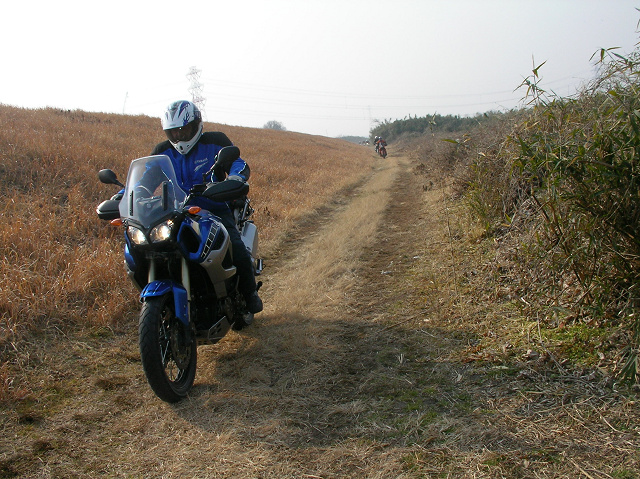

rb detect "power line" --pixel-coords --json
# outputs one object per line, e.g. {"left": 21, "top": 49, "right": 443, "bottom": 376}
{"left": 210, "top": 95, "right": 523, "bottom": 122}
{"left": 208, "top": 89, "right": 523, "bottom": 111}
{"left": 203, "top": 76, "right": 522, "bottom": 101}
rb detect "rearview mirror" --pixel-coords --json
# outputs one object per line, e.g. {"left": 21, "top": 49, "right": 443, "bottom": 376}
{"left": 98, "top": 169, "right": 124, "bottom": 187}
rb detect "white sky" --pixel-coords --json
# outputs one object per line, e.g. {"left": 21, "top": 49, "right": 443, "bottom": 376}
{"left": 2, "top": 0, "right": 638, "bottom": 137}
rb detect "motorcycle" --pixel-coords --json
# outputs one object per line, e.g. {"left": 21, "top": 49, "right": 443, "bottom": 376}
{"left": 96, "top": 146, "right": 263, "bottom": 403}
{"left": 378, "top": 143, "right": 387, "bottom": 158}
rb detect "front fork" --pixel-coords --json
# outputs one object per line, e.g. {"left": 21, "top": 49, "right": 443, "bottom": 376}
{"left": 142, "top": 257, "right": 191, "bottom": 329}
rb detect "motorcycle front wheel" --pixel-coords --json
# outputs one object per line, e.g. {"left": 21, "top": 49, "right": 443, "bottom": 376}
{"left": 139, "top": 295, "right": 197, "bottom": 403}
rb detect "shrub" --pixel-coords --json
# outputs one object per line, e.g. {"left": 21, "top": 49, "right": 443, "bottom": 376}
{"left": 461, "top": 48, "right": 640, "bottom": 380}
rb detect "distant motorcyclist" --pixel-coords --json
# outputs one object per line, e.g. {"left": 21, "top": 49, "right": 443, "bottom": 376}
{"left": 151, "top": 100, "right": 263, "bottom": 314}
{"left": 374, "top": 136, "right": 387, "bottom": 152}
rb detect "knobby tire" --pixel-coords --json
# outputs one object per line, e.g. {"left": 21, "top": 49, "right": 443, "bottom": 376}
{"left": 139, "top": 295, "right": 197, "bottom": 403}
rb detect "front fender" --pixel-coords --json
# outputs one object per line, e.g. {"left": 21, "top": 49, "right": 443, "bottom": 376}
{"left": 140, "top": 280, "right": 189, "bottom": 326}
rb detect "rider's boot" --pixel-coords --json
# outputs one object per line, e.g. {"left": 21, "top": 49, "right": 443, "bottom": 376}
{"left": 246, "top": 291, "right": 263, "bottom": 314}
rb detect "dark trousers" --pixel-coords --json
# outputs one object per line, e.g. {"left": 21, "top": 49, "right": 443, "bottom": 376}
{"left": 210, "top": 205, "right": 257, "bottom": 299}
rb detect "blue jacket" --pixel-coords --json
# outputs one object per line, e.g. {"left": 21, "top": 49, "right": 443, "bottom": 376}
{"left": 151, "top": 132, "right": 250, "bottom": 212}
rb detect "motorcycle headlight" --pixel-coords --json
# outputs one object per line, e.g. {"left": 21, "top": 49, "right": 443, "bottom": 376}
{"left": 149, "top": 220, "right": 174, "bottom": 243}
{"left": 127, "top": 225, "right": 148, "bottom": 245}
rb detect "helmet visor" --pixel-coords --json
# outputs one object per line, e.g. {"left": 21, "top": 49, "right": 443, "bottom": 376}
{"left": 165, "top": 120, "right": 200, "bottom": 143}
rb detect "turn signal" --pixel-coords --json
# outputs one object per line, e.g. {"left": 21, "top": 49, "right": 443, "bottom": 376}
{"left": 188, "top": 206, "right": 202, "bottom": 215}
{"left": 110, "top": 218, "right": 123, "bottom": 226}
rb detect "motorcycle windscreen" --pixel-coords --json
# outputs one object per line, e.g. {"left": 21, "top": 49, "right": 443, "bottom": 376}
{"left": 119, "top": 155, "right": 187, "bottom": 228}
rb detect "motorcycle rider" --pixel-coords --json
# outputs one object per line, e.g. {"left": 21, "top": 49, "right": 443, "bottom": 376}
{"left": 151, "top": 100, "right": 263, "bottom": 314}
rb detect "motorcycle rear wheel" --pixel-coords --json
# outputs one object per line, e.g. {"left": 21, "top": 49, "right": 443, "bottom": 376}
{"left": 139, "top": 295, "right": 197, "bottom": 403}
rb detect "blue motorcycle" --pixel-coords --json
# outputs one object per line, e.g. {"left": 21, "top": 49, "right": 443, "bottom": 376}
{"left": 97, "top": 147, "right": 263, "bottom": 402}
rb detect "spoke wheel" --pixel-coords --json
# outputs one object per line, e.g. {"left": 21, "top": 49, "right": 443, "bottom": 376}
{"left": 139, "top": 295, "right": 197, "bottom": 403}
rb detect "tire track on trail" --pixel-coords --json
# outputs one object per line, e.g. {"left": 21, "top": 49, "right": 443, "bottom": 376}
{"left": 174, "top": 155, "right": 419, "bottom": 476}
{"left": 264, "top": 156, "right": 400, "bottom": 318}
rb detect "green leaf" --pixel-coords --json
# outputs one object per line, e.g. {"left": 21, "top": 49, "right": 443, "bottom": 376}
{"left": 532, "top": 61, "right": 547, "bottom": 78}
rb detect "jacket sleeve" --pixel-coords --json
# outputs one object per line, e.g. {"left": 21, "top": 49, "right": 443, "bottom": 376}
{"left": 228, "top": 158, "right": 250, "bottom": 181}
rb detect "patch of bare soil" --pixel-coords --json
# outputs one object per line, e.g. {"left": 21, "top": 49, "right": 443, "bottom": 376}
{"left": 2, "top": 153, "right": 639, "bottom": 478}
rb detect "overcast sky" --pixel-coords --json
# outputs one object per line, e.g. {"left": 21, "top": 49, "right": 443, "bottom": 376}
{"left": 2, "top": 0, "right": 638, "bottom": 137}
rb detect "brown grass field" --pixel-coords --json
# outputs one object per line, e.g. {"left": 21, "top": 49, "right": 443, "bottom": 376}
{"left": 0, "top": 105, "right": 373, "bottom": 352}
{"left": 1, "top": 105, "right": 639, "bottom": 478}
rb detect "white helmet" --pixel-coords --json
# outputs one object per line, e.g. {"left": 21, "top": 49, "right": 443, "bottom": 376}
{"left": 161, "top": 100, "right": 203, "bottom": 155}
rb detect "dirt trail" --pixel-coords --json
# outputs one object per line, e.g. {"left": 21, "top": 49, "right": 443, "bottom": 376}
{"left": 5, "top": 151, "right": 638, "bottom": 478}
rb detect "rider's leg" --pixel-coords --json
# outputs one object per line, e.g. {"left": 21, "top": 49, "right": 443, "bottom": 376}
{"left": 212, "top": 206, "right": 263, "bottom": 314}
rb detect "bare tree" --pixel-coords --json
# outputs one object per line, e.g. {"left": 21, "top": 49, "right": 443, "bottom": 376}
{"left": 263, "top": 120, "right": 286, "bottom": 131}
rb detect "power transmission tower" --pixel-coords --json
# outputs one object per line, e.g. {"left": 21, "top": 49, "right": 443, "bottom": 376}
{"left": 187, "top": 66, "right": 206, "bottom": 119}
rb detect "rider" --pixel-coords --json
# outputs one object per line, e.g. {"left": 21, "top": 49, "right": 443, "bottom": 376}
{"left": 151, "top": 100, "right": 263, "bottom": 314}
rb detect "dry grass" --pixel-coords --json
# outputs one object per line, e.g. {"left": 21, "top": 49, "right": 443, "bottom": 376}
{"left": 269, "top": 158, "right": 397, "bottom": 313}
{"left": 0, "top": 105, "right": 373, "bottom": 401}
